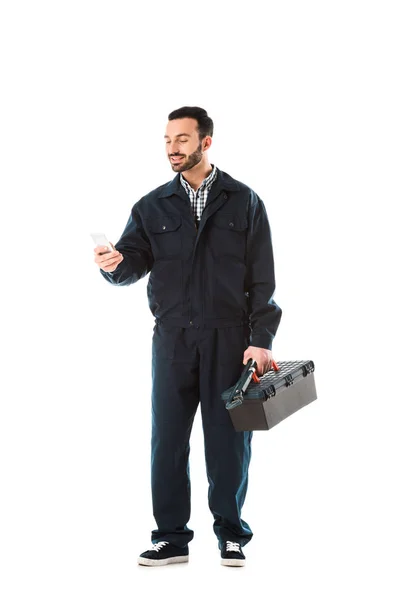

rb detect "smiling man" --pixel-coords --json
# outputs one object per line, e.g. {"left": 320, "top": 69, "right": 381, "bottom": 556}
{"left": 94, "top": 106, "right": 282, "bottom": 567}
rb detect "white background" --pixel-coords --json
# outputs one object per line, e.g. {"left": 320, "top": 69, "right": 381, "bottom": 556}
{"left": 1, "top": 0, "right": 399, "bottom": 598}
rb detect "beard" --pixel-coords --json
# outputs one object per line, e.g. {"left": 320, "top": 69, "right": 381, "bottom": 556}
{"left": 170, "top": 142, "right": 203, "bottom": 172}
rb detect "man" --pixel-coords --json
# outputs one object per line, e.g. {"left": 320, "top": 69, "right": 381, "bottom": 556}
{"left": 93, "top": 106, "right": 282, "bottom": 567}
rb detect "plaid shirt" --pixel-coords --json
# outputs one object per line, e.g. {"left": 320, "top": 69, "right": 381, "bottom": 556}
{"left": 180, "top": 163, "right": 218, "bottom": 222}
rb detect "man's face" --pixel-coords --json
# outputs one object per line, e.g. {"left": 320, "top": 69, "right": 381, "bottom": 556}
{"left": 164, "top": 117, "right": 206, "bottom": 173}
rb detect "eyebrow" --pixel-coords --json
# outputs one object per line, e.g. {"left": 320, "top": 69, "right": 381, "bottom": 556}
{"left": 164, "top": 133, "right": 191, "bottom": 139}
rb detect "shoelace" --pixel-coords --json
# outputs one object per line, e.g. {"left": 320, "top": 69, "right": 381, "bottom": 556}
{"left": 149, "top": 541, "right": 169, "bottom": 552}
{"left": 226, "top": 541, "right": 241, "bottom": 553}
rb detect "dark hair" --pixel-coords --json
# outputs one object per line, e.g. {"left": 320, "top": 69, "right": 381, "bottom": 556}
{"left": 168, "top": 106, "right": 213, "bottom": 141}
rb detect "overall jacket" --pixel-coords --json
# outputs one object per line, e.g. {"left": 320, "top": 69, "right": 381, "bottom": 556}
{"left": 100, "top": 167, "right": 282, "bottom": 350}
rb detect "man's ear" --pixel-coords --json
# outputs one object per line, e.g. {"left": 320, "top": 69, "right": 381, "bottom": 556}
{"left": 203, "top": 136, "right": 212, "bottom": 152}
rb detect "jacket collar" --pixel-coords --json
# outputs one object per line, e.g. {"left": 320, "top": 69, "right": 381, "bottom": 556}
{"left": 157, "top": 166, "right": 240, "bottom": 198}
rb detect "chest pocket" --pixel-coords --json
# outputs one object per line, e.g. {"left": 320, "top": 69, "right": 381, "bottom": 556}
{"left": 146, "top": 214, "right": 182, "bottom": 259}
{"left": 208, "top": 212, "right": 248, "bottom": 261}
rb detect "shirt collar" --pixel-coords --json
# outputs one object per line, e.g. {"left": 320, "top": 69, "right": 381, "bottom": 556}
{"left": 157, "top": 165, "right": 240, "bottom": 199}
{"left": 180, "top": 163, "right": 217, "bottom": 193}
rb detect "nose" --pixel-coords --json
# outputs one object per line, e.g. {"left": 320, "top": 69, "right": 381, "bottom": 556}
{"left": 169, "top": 143, "right": 181, "bottom": 156}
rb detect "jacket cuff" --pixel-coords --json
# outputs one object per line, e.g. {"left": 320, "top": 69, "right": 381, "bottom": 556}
{"left": 100, "top": 264, "right": 120, "bottom": 281}
{"left": 249, "top": 333, "right": 274, "bottom": 351}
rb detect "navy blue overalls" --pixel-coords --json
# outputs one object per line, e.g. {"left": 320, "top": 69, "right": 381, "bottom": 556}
{"left": 150, "top": 317, "right": 253, "bottom": 549}
{"left": 100, "top": 167, "right": 282, "bottom": 550}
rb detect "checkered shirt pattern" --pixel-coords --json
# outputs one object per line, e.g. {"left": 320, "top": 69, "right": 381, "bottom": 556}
{"left": 180, "top": 163, "right": 218, "bottom": 221}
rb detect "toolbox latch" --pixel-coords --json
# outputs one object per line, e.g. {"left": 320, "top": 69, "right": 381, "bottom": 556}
{"left": 302, "top": 361, "right": 315, "bottom": 377}
{"left": 284, "top": 374, "right": 294, "bottom": 387}
{"left": 263, "top": 385, "right": 276, "bottom": 400}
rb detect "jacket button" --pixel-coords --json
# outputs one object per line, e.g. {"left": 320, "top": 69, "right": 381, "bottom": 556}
{"left": 229, "top": 222, "right": 234, "bottom": 227}
{"left": 162, "top": 225, "right": 166, "bottom": 230}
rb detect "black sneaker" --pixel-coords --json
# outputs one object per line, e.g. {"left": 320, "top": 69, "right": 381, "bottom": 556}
{"left": 220, "top": 541, "right": 246, "bottom": 567}
{"left": 138, "top": 541, "right": 189, "bottom": 567}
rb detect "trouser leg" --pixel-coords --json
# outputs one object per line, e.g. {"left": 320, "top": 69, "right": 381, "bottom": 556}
{"left": 198, "top": 325, "right": 254, "bottom": 549}
{"left": 150, "top": 324, "right": 199, "bottom": 548}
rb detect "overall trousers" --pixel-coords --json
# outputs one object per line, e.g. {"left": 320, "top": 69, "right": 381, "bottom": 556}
{"left": 150, "top": 318, "right": 253, "bottom": 550}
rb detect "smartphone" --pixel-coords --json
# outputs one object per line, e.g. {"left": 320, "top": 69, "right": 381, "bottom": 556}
{"left": 90, "top": 232, "right": 114, "bottom": 254}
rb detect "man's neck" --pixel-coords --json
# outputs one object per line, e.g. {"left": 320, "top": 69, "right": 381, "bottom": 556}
{"left": 182, "top": 162, "right": 213, "bottom": 192}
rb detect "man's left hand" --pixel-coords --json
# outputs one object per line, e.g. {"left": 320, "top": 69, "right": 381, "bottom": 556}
{"left": 243, "top": 346, "right": 274, "bottom": 376}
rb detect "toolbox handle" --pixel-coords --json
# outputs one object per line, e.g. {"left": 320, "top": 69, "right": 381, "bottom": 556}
{"left": 251, "top": 359, "right": 280, "bottom": 383}
{"left": 225, "top": 359, "right": 280, "bottom": 411}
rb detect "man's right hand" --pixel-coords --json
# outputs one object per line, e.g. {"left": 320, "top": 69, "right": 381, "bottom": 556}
{"left": 94, "top": 243, "right": 124, "bottom": 272}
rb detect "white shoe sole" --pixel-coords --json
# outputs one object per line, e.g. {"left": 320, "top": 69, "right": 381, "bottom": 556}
{"left": 221, "top": 558, "right": 246, "bottom": 567}
{"left": 138, "top": 555, "right": 189, "bottom": 567}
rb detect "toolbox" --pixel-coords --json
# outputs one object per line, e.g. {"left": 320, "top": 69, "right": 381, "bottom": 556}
{"left": 222, "top": 359, "right": 317, "bottom": 431}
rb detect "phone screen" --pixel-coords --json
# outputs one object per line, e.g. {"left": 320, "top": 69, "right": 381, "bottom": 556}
{"left": 90, "top": 233, "right": 113, "bottom": 252}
